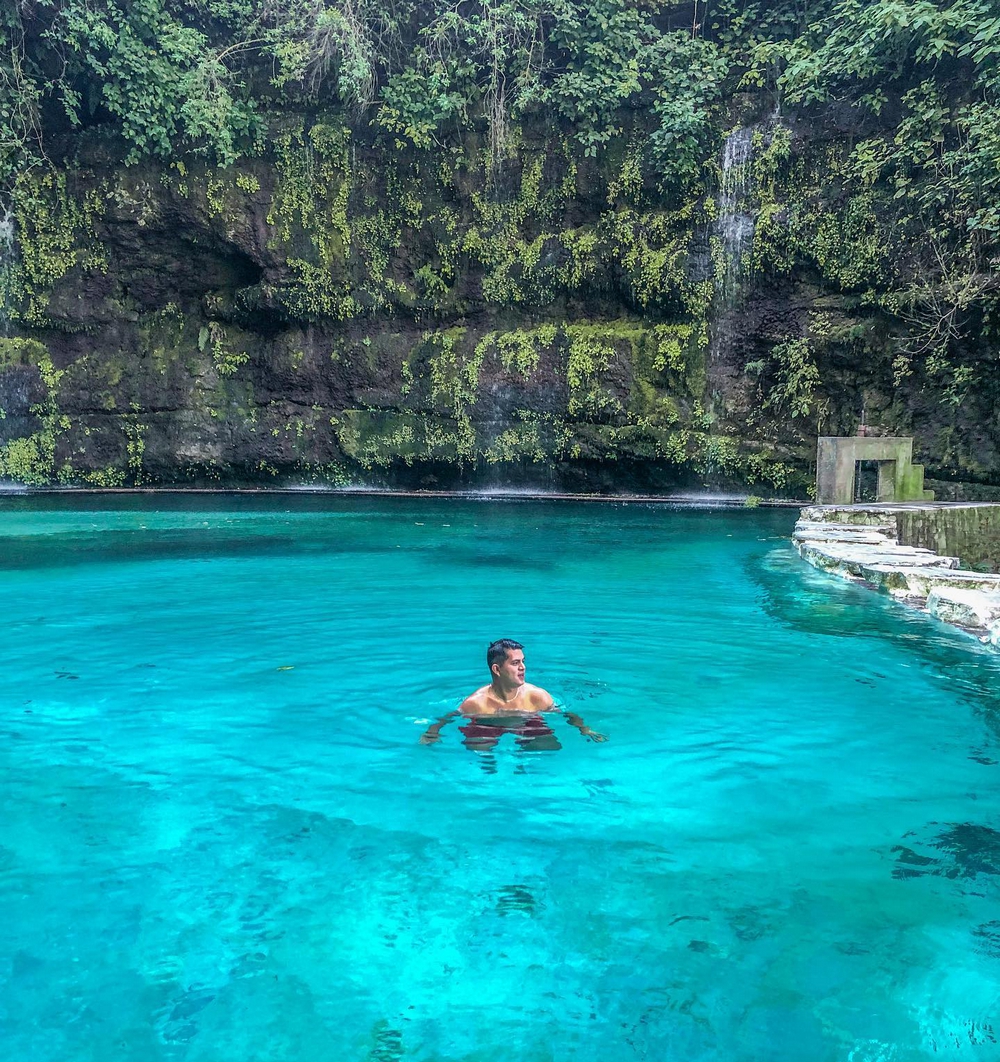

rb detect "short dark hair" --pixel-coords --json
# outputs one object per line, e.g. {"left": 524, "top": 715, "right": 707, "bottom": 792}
{"left": 487, "top": 638, "right": 523, "bottom": 673}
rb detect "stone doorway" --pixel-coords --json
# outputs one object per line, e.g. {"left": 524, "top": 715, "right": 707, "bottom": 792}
{"left": 816, "top": 437, "right": 934, "bottom": 505}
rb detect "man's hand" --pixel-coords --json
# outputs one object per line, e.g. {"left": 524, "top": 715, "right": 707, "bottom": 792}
{"left": 581, "top": 727, "right": 607, "bottom": 743}
{"left": 563, "top": 710, "right": 606, "bottom": 743}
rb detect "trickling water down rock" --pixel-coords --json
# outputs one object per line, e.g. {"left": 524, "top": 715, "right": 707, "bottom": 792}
{"left": 715, "top": 126, "right": 757, "bottom": 307}
{"left": 708, "top": 109, "right": 783, "bottom": 399}
{"left": 0, "top": 203, "right": 14, "bottom": 338}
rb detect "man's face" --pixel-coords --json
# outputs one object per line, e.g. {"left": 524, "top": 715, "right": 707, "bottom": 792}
{"left": 494, "top": 648, "right": 526, "bottom": 686}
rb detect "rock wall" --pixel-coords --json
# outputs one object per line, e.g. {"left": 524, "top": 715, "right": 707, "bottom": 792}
{"left": 1, "top": 105, "right": 998, "bottom": 492}
{"left": 896, "top": 506, "right": 1000, "bottom": 574}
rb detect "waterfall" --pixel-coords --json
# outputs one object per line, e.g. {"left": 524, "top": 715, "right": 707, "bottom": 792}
{"left": 715, "top": 126, "right": 756, "bottom": 307}
{"left": 709, "top": 109, "right": 782, "bottom": 370}
{"left": 0, "top": 202, "right": 14, "bottom": 337}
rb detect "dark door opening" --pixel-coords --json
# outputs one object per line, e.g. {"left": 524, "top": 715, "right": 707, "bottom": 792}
{"left": 854, "top": 460, "right": 879, "bottom": 502}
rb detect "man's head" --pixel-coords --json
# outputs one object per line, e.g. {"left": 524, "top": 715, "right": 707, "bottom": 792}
{"left": 487, "top": 638, "right": 525, "bottom": 686}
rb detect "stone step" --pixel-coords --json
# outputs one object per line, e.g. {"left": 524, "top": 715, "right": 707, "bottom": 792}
{"left": 794, "top": 503, "right": 1000, "bottom": 648}
{"left": 794, "top": 519, "right": 895, "bottom": 533}
{"left": 792, "top": 523, "right": 896, "bottom": 545}
{"left": 799, "top": 506, "right": 900, "bottom": 529}
{"left": 847, "top": 564, "right": 1000, "bottom": 600}
{"left": 799, "top": 542, "right": 958, "bottom": 569}
{"left": 926, "top": 587, "right": 1000, "bottom": 630}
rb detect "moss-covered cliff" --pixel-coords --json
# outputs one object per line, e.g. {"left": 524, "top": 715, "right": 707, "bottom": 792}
{"left": 1, "top": 1, "right": 998, "bottom": 494}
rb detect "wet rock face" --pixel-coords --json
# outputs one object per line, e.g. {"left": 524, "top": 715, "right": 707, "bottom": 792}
{"left": 1, "top": 115, "right": 997, "bottom": 492}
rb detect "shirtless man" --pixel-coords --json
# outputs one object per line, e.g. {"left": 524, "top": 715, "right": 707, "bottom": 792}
{"left": 419, "top": 638, "right": 606, "bottom": 747}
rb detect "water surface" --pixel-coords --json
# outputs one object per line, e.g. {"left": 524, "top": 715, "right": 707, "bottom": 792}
{"left": 2, "top": 496, "right": 999, "bottom": 1061}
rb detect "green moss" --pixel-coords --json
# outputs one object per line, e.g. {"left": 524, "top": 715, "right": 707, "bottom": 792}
{"left": 336, "top": 410, "right": 430, "bottom": 469}
{"left": 206, "top": 322, "right": 251, "bottom": 376}
{"left": 559, "top": 227, "right": 600, "bottom": 288}
{"left": 274, "top": 260, "right": 359, "bottom": 321}
{"left": 0, "top": 337, "right": 55, "bottom": 374}
{"left": 474, "top": 325, "right": 556, "bottom": 378}
{"left": 565, "top": 327, "right": 619, "bottom": 417}
{"left": 5, "top": 172, "right": 106, "bottom": 325}
{"left": 141, "top": 304, "right": 196, "bottom": 375}
{"left": 600, "top": 204, "right": 706, "bottom": 312}
{"left": 124, "top": 410, "right": 147, "bottom": 484}
{"left": 0, "top": 433, "right": 57, "bottom": 485}
{"left": 235, "top": 172, "right": 260, "bottom": 195}
{"left": 265, "top": 121, "right": 357, "bottom": 321}
{"left": 81, "top": 466, "right": 128, "bottom": 488}
{"left": 483, "top": 418, "right": 546, "bottom": 465}
{"left": 0, "top": 338, "right": 68, "bottom": 485}
{"left": 607, "top": 142, "right": 646, "bottom": 206}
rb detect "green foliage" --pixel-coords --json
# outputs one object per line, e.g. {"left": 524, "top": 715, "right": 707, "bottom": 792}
{"left": 0, "top": 338, "right": 67, "bottom": 484}
{"left": 761, "top": 336, "right": 827, "bottom": 420}
{"left": 475, "top": 325, "right": 555, "bottom": 377}
{"left": 3, "top": 1, "right": 726, "bottom": 190}
{"left": 3, "top": 0, "right": 999, "bottom": 495}
{"left": 648, "top": 34, "right": 729, "bottom": 188}
{"left": 205, "top": 323, "right": 250, "bottom": 376}
{"left": 377, "top": 62, "right": 467, "bottom": 149}
{"left": 265, "top": 121, "right": 358, "bottom": 321}
{"left": 269, "top": 0, "right": 414, "bottom": 110}
{"left": 565, "top": 327, "right": 618, "bottom": 417}
{"left": 43, "top": 0, "right": 261, "bottom": 164}
{"left": 773, "top": 0, "right": 1000, "bottom": 107}
{"left": 536, "top": 0, "right": 656, "bottom": 155}
{"left": 483, "top": 416, "right": 547, "bottom": 464}
{"left": 753, "top": 0, "right": 1000, "bottom": 364}
{"left": 601, "top": 204, "right": 711, "bottom": 315}
{"left": 4, "top": 170, "right": 106, "bottom": 325}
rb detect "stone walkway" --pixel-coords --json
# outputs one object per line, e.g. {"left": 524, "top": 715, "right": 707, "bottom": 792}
{"left": 794, "top": 505, "right": 1000, "bottom": 646}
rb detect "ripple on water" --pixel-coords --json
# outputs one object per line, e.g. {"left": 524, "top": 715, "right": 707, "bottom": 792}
{"left": 2, "top": 499, "right": 1000, "bottom": 1061}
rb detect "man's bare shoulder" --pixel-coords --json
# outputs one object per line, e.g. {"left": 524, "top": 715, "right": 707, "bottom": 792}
{"left": 459, "top": 686, "right": 492, "bottom": 714}
{"left": 524, "top": 683, "right": 556, "bottom": 710}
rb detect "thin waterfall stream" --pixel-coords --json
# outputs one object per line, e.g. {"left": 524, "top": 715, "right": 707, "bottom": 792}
{"left": 715, "top": 125, "right": 756, "bottom": 308}
{"left": 710, "top": 110, "right": 782, "bottom": 368}
{"left": 0, "top": 202, "right": 15, "bottom": 338}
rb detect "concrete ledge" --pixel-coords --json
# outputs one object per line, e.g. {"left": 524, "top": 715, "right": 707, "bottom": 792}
{"left": 794, "top": 504, "right": 1000, "bottom": 647}
{"left": 802, "top": 503, "right": 1000, "bottom": 570}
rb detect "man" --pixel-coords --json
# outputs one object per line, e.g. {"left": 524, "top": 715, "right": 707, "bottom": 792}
{"left": 419, "top": 638, "right": 606, "bottom": 747}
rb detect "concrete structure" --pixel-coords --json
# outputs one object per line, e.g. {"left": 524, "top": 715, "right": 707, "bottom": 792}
{"left": 794, "top": 504, "right": 1000, "bottom": 648}
{"left": 815, "top": 437, "right": 934, "bottom": 504}
{"left": 810, "top": 502, "right": 1000, "bottom": 572}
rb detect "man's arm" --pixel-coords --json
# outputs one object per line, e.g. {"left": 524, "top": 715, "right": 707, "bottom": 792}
{"left": 562, "top": 710, "right": 607, "bottom": 742}
{"left": 419, "top": 710, "right": 461, "bottom": 745}
{"left": 534, "top": 688, "right": 606, "bottom": 741}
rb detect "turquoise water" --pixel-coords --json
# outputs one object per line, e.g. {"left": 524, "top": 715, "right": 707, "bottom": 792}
{"left": 2, "top": 496, "right": 1000, "bottom": 1062}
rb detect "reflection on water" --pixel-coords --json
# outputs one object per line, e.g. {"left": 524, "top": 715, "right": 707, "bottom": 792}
{"left": 754, "top": 546, "right": 1000, "bottom": 739}
{"left": 459, "top": 713, "right": 562, "bottom": 751}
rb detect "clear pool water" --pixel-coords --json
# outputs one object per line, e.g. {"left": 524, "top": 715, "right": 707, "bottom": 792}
{"left": 2, "top": 495, "right": 1000, "bottom": 1062}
